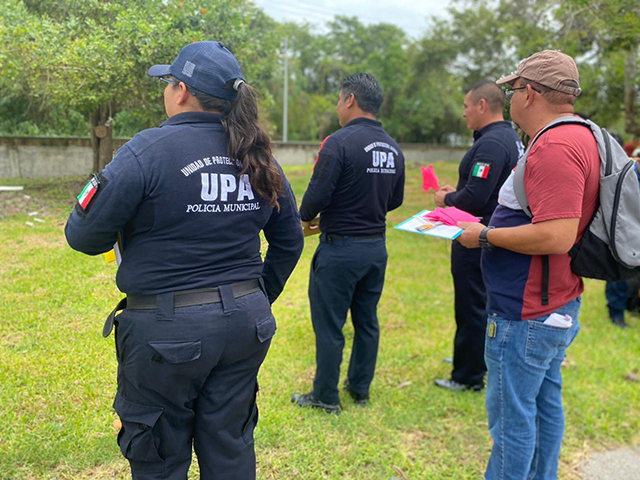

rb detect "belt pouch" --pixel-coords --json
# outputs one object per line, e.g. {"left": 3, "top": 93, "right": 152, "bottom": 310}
{"left": 219, "top": 284, "right": 237, "bottom": 313}
{"left": 156, "top": 292, "right": 174, "bottom": 322}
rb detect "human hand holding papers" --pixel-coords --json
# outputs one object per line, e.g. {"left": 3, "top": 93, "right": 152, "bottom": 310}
{"left": 302, "top": 218, "right": 321, "bottom": 237}
{"left": 395, "top": 207, "right": 481, "bottom": 240}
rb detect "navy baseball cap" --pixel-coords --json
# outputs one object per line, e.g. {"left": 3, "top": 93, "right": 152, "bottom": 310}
{"left": 148, "top": 41, "right": 244, "bottom": 100}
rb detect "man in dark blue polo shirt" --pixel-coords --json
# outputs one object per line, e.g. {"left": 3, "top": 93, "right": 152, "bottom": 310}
{"left": 433, "top": 80, "right": 522, "bottom": 391}
{"left": 292, "top": 73, "right": 405, "bottom": 412}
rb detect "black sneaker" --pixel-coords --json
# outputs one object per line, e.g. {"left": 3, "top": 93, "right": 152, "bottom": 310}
{"left": 611, "top": 317, "right": 628, "bottom": 328}
{"left": 291, "top": 392, "right": 341, "bottom": 414}
{"left": 434, "top": 378, "right": 484, "bottom": 392}
{"left": 343, "top": 379, "right": 370, "bottom": 405}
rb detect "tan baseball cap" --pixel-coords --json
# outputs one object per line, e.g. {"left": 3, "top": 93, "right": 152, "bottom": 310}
{"left": 497, "top": 50, "right": 581, "bottom": 96}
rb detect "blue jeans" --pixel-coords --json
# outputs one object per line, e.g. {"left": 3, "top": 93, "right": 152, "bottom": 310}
{"left": 484, "top": 298, "right": 581, "bottom": 480}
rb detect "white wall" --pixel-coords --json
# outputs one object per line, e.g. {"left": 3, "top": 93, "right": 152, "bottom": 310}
{"left": 0, "top": 137, "right": 468, "bottom": 178}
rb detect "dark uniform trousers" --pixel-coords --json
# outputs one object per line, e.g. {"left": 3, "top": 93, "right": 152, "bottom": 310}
{"left": 606, "top": 280, "right": 629, "bottom": 321}
{"left": 450, "top": 241, "right": 487, "bottom": 386}
{"left": 113, "top": 288, "right": 275, "bottom": 480}
{"left": 309, "top": 233, "right": 388, "bottom": 405}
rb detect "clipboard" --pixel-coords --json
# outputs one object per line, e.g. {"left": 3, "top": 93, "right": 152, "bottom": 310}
{"left": 394, "top": 209, "right": 463, "bottom": 240}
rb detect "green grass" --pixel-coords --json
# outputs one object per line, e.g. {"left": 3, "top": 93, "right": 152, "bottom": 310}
{"left": 0, "top": 163, "right": 638, "bottom": 479}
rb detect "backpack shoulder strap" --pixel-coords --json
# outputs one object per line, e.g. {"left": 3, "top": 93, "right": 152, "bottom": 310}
{"left": 511, "top": 116, "right": 592, "bottom": 307}
{"left": 512, "top": 116, "right": 591, "bottom": 218}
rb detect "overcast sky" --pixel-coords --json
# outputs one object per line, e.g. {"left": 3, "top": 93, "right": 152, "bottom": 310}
{"left": 251, "top": 0, "right": 453, "bottom": 38}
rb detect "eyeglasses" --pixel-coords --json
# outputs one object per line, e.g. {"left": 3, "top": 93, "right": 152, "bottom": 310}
{"left": 158, "top": 76, "right": 179, "bottom": 86}
{"left": 504, "top": 85, "right": 541, "bottom": 101}
{"left": 158, "top": 76, "right": 196, "bottom": 96}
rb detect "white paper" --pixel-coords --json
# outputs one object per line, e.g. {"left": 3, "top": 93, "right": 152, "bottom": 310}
{"left": 114, "top": 232, "right": 123, "bottom": 266}
{"left": 543, "top": 313, "right": 572, "bottom": 329}
{"left": 113, "top": 241, "right": 122, "bottom": 266}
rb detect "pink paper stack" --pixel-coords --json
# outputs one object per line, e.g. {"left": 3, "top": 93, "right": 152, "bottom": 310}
{"left": 423, "top": 207, "right": 480, "bottom": 226}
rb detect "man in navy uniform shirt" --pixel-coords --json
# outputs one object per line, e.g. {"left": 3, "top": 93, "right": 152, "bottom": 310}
{"left": 433, "top": 80, "right": 522, "bottom": 391}
{"left": 292, "top": 73, "right": 405, "bottom": 412}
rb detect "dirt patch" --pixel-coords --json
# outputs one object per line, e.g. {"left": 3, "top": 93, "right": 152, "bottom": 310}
{"left": 0, "top": 190, "right": 43, "bottom": 218}
{"left": 0, "top": 178, "right": 87, "bottom": 220}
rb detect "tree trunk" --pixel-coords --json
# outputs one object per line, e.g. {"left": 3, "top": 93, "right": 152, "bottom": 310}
{"left": 624, "top": 46, "right": 640, "bottom": 136}
{"left": 90, "top": 111, "right": 100, "bottom": 173}
{"left": 98, "top": 120, "right": 114, "bottom": 171}
{"left": 90, "top": 103, "right": 115, "bottom": 173}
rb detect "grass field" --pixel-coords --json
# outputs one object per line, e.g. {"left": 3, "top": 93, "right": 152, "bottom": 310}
{"left": 0, "top": 162, "right": 638, "bottom": 480}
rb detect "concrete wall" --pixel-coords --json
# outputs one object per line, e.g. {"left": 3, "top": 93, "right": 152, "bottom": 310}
{"left": 0, "top": 136, "right": 467, "bottom": 178}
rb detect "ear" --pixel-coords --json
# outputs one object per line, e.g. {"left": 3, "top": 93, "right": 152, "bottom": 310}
{"left": 345, "top": 92, "right": 356, "bottom": 109}
{"left": 524, "top": 84, "right": 537, "bottom": 108}
{"left": 176, "top": 82, "right": 192, "bottom": 105}
{"left": 478, "top": 98, "right": 488, "bottom": 114}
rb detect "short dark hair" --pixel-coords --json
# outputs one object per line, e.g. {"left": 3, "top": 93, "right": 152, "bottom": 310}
{"left": 465, "top": 80, "right": 505, "bottom": 113}
{"left": 341, "top": 73, "right": 384, "bottom": 116}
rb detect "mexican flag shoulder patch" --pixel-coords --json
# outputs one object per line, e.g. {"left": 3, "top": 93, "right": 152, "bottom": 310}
{"left": 77, "top": 175, "right": 100, "bottom": 210}
{"left": 472, "top": 162, "right": 491, "bottom": 179}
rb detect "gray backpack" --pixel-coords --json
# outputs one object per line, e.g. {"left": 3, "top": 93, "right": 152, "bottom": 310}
{"left": 513, "top": 116, "right": 640, "bottom": 305}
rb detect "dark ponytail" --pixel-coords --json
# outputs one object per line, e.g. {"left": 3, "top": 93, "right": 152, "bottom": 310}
{"left": 189, "top": 82, "right": 284, "bottom": 209}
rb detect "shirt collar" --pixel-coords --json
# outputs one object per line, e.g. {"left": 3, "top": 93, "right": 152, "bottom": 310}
{"left": 161, "top": 111, "right": 223, "bottom": 127}
{"left": 473, "top": 120, "right": 512, "bottom": 141}
{"left": 343, "top": 117, "right": 382, "bottom": 128}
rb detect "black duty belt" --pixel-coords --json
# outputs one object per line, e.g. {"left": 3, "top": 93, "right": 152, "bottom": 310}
{"left": 324, "top": 233, "right": 384, "bottom": 243}
{"left": 127, "top": 279, "right": 261, "bottom": 309}
{"left": 102, "top": 279, "right": 262, "bottom": 338}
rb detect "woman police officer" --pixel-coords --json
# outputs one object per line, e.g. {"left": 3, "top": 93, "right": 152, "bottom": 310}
{"left": 65, "top": 41, "right": 304, "bottom": 479}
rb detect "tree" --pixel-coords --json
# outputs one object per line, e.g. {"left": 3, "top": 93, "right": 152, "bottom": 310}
{"left": 267, "top": 18, "right": 415, "bottom": 142}
{"left": 444, "top": 0, "right": 640, "bottom": 136}
{"left": 0, "top": 0, "right": 279, "bottom": 170}
{"left": 559, "top": 0, "right": 640, "bottom": 135}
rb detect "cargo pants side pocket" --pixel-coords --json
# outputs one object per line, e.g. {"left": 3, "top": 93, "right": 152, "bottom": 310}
{"left": 114, "top": 393, "right": 165, "bottom": 474}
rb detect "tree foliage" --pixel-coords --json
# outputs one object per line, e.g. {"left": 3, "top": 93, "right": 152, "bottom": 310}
{"left": 0, "top": 0, "right": 638, "bottom": 146}
{"left": 0, "top": 0, "right": 279, "bottom": 136}
{"left": 443, "top": 0, "right": 640, "bottom": 135}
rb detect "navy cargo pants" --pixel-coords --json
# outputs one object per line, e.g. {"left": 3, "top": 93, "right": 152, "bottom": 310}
{"left": 113, "top": 288, "right": 275, "bottom": 480}
{"left": 309, "top": 233, "right": 388, "bottom": 405}
{"left": 450, "top": 241, "right": 487, "bottom": 386}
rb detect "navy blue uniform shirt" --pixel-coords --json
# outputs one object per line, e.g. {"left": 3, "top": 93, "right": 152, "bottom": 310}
{"left": 445, "top": 120, "right": 523, "bottom": 224}
{"left": 65, "top": 111, "right": 303, "bottom": 302}
{"left": 299, "top": 117, "right": 405, "bottom": 235}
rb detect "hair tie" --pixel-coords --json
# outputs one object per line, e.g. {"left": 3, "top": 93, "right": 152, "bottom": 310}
{"left": 233, "top": 78, "right": 245, "bottom": 91}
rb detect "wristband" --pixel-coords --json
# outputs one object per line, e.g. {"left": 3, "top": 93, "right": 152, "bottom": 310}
{"left": 479, "top": 226, "right": 495, "bottom": 251}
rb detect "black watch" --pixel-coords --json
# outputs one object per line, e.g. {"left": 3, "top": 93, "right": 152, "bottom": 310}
{"left": 479, "top": 226, "right": 495, "bottom": 251}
